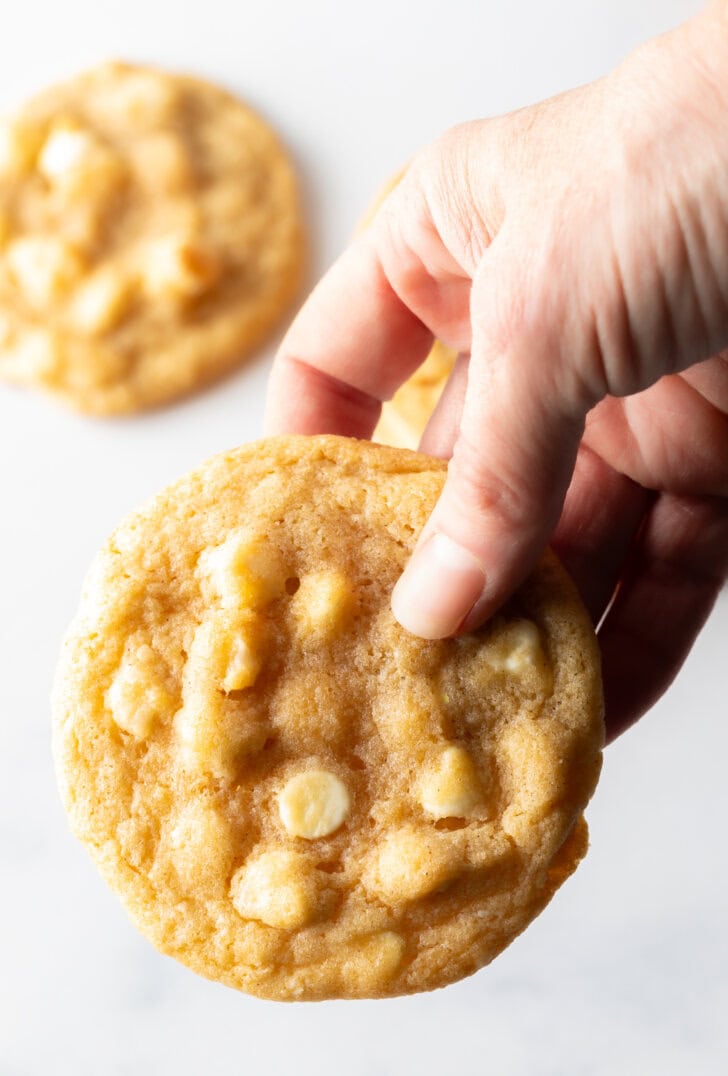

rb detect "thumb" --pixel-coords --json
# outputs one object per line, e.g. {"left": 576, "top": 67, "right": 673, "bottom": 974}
{"left": 391, "top": 273, "right": 587, "bottom": 639}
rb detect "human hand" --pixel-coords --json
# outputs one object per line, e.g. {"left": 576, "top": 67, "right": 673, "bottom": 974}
{"left": 265, "top": 4, "right": 728, "bottom": 740}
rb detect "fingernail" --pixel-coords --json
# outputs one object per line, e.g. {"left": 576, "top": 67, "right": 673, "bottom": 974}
{"left": 391, "top": 532, "right": 486, "bottom": 639}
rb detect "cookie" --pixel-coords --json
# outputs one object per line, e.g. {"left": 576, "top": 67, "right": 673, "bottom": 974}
{"left": 52, "top": 435, "right": 604, "bottom": 1000}
{"left": 0, "top": 62, "right": 302, "bottom": 414}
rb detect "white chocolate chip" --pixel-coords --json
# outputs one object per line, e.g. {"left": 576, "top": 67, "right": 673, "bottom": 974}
{"left": 504, "top": 620, "right": 542, "bottom": 672}
{"left": 199, "top": 530, "right": 284, "bottom": 610}
{"left": 141, "top": 233, "right": 221, "bottom": 301}
{"left": 38, "top": 125, "right": 98, "bottom": 181}
{"left": 339, "top": 931, "right": 405, "bottom": 984}
{"left": 0, "top": 328, "right": 60, "bottom": 381}
{"left": 36, "top": 120, "right": 124, "bottom": 204}
{"left": 222, "top": 633, "right": 261, "bottom": 692}
{"left": 175, "top": 612, "right": 266, "bottom": 777}
{"left": 279, "top": 770, "right": 350, "bottom": 839}
{"left": 367, "top": 825, "right": 458, "bottom": 904}
{"left": 6, "top": 236, "right": 84, "bottom": 308}
{"left": 106, "top": 643, "right": 170, "bottom": 739}
{"left": 68, "top": 270, "right": 134, "bottom": 335}
{"left": 419, "top": 744, "right": 482, "bottom": 819}
{"left": 291, "top": 569, "right": 353, "bottom": 640}
{"left": 488, "top": 619, "right": 544, "bottom": 675}
{"left": 231, "top": 850, "right": 320, "bottom": 930}
{"left": 189, "top": 611, "right": 263, "bottom": 695}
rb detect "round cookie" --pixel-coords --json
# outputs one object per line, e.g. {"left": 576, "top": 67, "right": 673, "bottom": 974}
{"left": 357, "top": 170, "right": 456, "bottom": 449}
{"left": 0, "top": 62, "right": 303, "bottom": 414}
{"left": 52, "top": 435, "right": 604, "bottom": 1000}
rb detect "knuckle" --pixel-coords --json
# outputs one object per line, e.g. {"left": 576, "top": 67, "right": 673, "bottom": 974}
{"left": 448, "top": 424, "right": 535, "bottom": 532}
{"left": 472, "top": 247, "right": 552, "bottom": 361}
{"left": 411, "top": 122, "right": 501, "bottom": 274}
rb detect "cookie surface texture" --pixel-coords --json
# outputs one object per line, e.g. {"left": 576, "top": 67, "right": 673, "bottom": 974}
{"left": 53, "top": 435, "right": 604, "bottom": 1000}
{"left": 0, "top": 62, "right": 302, "bottom": 413}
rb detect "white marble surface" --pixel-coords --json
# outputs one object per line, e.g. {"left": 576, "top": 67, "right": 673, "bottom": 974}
{"left": 1, "top": 0, "right": 725, "bottom": 1072}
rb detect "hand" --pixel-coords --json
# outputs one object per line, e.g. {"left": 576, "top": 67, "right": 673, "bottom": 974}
{"left": 265, "top": 4, "right": 728, "bottom": 740}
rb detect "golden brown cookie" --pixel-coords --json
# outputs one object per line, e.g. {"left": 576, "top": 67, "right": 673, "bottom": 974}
{"left": 52, "top": 435, "right": 603, "bottom": 1000}
{"left": 0, "top": 62, "right": 302, "bottom": 414}
{"left": 357, "top": 170, "right": 456, "bottom": 449}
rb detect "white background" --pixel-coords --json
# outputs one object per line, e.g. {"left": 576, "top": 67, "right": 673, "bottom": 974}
{"left": 1, "top": 1, "right": 726, "bottom": 1073}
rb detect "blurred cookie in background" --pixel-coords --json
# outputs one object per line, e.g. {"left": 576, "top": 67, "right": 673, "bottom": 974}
{"left": 0, "top": 62, "right": 303, "bottom": 414}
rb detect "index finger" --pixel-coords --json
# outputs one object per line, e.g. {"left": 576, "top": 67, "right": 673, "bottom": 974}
{"left": 264, "top": 169, "right": 473, "bottom": 439}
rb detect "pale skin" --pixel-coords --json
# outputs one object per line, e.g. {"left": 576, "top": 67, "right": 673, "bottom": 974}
{"left": 265, "top": 3, "right": 728, "bottom": 742}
